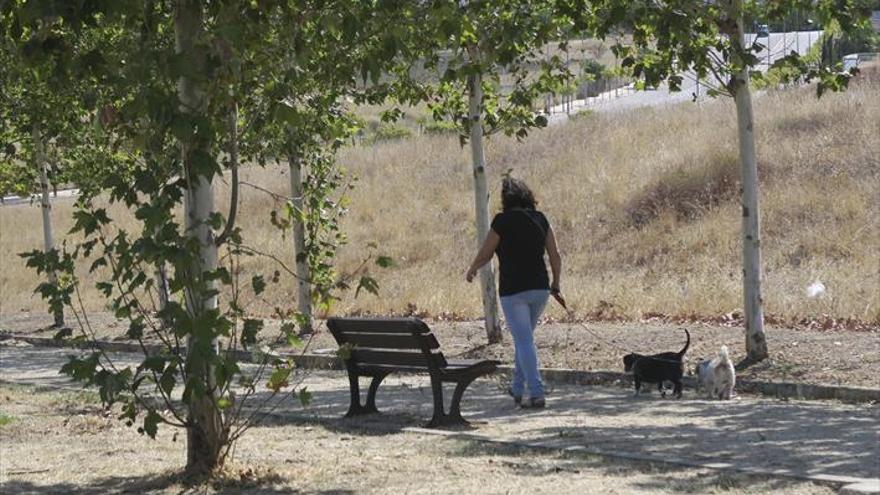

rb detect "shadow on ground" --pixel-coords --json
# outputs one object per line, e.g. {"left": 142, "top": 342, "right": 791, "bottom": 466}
{"left": 2, "top": 472, "right": 354, "bottom": 495}
{"left": 450, "top": 439, "right": 836, "bottom": 494}
{"left": 3, "top": 346, "right": 878, "bottom": 484}
{"left": 263, "top": 373, "right": 880, "bottom": 481}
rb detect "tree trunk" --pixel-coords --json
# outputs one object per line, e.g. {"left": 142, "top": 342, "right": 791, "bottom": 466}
{"left": 731, "top": 0, "right": 769, "bottom": 363}
{"left": 288, "top": 152, "right": 313, "bottom": 334}
{"left": 467, "top": 71, "right": 502, "bottom": 344}
{"left": 175, "top": 0, "right": 226, "bottom": 475}
{"left": 34, "top": 123, "right": 64, "bottom": 327}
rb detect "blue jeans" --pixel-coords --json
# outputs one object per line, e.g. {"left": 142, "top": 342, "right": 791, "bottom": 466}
{"left": 500, "top": 289, "right": 549, "bottom": 400}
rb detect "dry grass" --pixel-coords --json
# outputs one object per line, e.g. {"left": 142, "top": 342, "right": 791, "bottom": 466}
{"left": 1, "top": 68, "right": 878, "bottom": 324}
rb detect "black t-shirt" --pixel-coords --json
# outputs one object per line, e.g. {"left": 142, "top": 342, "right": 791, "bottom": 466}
{"left": 490, "top": 209, "right": 550, "bottom": 296}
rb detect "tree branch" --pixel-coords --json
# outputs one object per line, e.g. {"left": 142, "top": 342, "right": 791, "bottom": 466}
{"left": 216, "top": 103, "right": 239, "bottom": 246}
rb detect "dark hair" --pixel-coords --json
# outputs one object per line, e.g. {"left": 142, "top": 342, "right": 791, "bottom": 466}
{"left": 501, "top": 177, "right": 537, "bottom": 211}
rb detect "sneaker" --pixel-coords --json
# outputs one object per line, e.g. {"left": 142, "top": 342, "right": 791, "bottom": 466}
{"left": 520, "top": 397, "right": 545, "bottom": 409}
{"left": 507, "top": 387, "right": 522, "bottom": 406}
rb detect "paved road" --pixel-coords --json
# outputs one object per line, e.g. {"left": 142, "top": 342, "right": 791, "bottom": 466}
{"left": 1, "top": 188, "right": 79, "bottom": 207}
{"left": 548, "top": 31, "right": 822, "bottom": 120}
{"left": 1, "top": 344, "right": 877, "bottom": 488}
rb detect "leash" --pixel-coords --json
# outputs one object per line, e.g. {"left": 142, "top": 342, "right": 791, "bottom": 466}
{"left": 550, "top": 291, "right": 688, "bottom": 364}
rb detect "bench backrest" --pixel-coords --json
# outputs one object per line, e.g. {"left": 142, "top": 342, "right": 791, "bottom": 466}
{"left": 327, "top": 317, "right": 448, "bottom": 370}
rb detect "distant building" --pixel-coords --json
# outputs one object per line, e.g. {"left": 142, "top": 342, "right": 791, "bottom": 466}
{"left": 872, "top": 11, "right": 880, "bottom": 32}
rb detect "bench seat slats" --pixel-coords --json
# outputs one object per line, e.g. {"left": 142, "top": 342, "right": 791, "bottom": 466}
{"left": 343, "top": 333, "right": 440, "bottom": 350}
{"left": 350, "top": 349, "right": 447, "bottom": 368}
{"left": 328, "top": 317, "right": 429, "bottom": 335}
{"left": 356, "top": 359, "right": 499, "bottom": 376}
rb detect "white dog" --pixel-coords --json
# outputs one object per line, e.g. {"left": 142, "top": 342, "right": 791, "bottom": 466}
{"left": 695, "top": 346, "right": 736, "bottom": 400}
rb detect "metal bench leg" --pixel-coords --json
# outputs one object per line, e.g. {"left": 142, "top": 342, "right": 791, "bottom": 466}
{"left": 345, "top": 370, "right": 368, "bottom": 417}
{"left": 447, "top": 375, "right": 479, "bottom": 426}
{"left": 365, "top": 371, "right": 390, "bottom": 414}
{"left": 425, "top": 374, "right": 447, "bottom": 427}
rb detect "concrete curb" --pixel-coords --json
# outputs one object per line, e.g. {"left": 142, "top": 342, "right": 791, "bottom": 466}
{"left": 531, "top": 366, "right": 880, "bottom": 404}
{"left": 839, "top": 480, "right": 880, "bottom": 494}
{"left": 3, "top": 332, "right": 879, "bottom": 404}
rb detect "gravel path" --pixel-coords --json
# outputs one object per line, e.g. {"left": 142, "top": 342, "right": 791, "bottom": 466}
{"left": 2, "top": 344, "right": 877, "bottom": 490}
{"left": 0, "top": 383, "right": 836, "bottom": 495}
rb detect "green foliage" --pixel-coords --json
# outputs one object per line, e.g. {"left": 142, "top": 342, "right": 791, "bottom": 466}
{"left": 568, "top": 109, "right": 595, "bottom": 121}
{"left": 0, "top": 412, "right": 15, "bottom": 427}
{"left": 369, "top": 123, "right": 413, "bottom": 143}
{"left": 355, "top": 275, "right": 380, "bottom": 298}
{"left": 572, "top": 0, "right": 874, "bottom": 98}
{"left": 581, "top": 59, "right": 606, "bottom": 80}
{"left": 420, "top": 119, "right": 459, "bottom": 136}
{"left": 5, "top": 0, "right": 438, "bottom": 475}
{"left": 376, "top": 256, "right": 395, "bottom": 268}
{"left": 336, "top": 343, "right": 355, "bottom": 361}
{"left": 297, "top": 387, "right": 313, "bottom": 407}
{"left": 422, "top": 1, "right": 575, "bottom": 142}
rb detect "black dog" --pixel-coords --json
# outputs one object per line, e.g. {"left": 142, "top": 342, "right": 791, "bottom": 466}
{"left": 623, "top": 329, "right": 690, "bottom": 398}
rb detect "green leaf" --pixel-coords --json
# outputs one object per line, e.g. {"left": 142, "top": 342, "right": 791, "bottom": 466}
{"left": 241, "top": 318, "right": 263, "bottom": 348}
{"left": 281, "top": 322, "right": 303, "bottom": 347}
{"left": 297, "top": 387, "right": 312, "bottom": 407}
{"left": 336, "top": 343, "right": 354, "bottom": 361}
{"left": 355, "top": 275, "right": 379, "bottom": 298}
{"left": 252, "top": 275, "right": 266, "bottom": 295}
{"left": 376, "top": 255, "right": 394, "bottom": 268}
{"left": 142, "top": 409, "right": 161, "bottom": 438}
{"left": 140, "top": 355, "right": 167, "bottom": 373}
{"left": 266, "top": 366, "right": 292, "bottom": 393}
{"left": 126, "top": 319, "right": 145, "bottom": 339}
{"left": 159, "top": 364, "right": 177, "bottom": 396}
{"left": 60, "top": 353, "right": 101, "bottom": 384}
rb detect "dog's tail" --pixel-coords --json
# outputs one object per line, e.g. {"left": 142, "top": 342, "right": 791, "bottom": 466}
{"left": 718, "top": 345, "right": 731, "bottom": 365}
{"left": 677, "top": 329, "right": 690, "bottom": 357}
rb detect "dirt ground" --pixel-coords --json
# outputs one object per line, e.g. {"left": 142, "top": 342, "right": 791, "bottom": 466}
{"left": 2, "top": 311, "right": 878, "bottom": 389}
{"left": 0, "top": 382, "right": 840, "bottom": 494}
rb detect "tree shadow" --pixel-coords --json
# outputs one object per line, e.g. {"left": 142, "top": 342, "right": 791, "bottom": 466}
{"left": 498, "top": 389, "right": 879, "bottom": 479}
{"left": 253, "top": 375, "right": 880, "bottom": 480}
{"left": 3, "top": 470, "right": 354, "bottom": 494}
{"left": 448, "top": 439, "right": 834, "bottom": 494}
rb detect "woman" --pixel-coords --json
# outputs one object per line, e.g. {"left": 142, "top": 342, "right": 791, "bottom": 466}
{"left": 465, "top": 177, "right": 562, "bottom": 408}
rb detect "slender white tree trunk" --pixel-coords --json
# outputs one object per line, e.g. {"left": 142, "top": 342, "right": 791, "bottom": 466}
{"left": 175, "top": 0, "right": 225, "bottom": 474}
{"left": 731, "top": 0, "right": 769, "bottom": 362}
{"left": 288, "top": 152, "right": 313, "bottom": 334}
{"left": 34, "top": 123, "right": 64, "bottom": 327}
{"left": 467, "top": 71, "right": 502, "bottom": 344}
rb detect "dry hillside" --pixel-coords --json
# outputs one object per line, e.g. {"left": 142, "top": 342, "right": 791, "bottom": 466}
{"left": 1, "top": 68, "right": 877, "bottom": 325}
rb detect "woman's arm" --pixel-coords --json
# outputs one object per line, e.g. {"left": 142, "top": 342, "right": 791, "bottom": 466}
{"left": 546, "top": 224, "right": 562, "bottom": 292}
{"left": 465, "top": 229, "right": 501, "bottom": 282}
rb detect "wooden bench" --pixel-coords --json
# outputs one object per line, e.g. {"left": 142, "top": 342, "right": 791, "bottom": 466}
{"left": 327, "top": 317, "right": 499, "bottom": 427}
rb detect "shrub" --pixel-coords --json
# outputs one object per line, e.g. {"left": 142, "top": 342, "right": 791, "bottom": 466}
{"left": 421, "top": 119, "right": 459, "bottom": 135}
{"left": 370, "top": 123, "right": 413, "bottom": 143}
